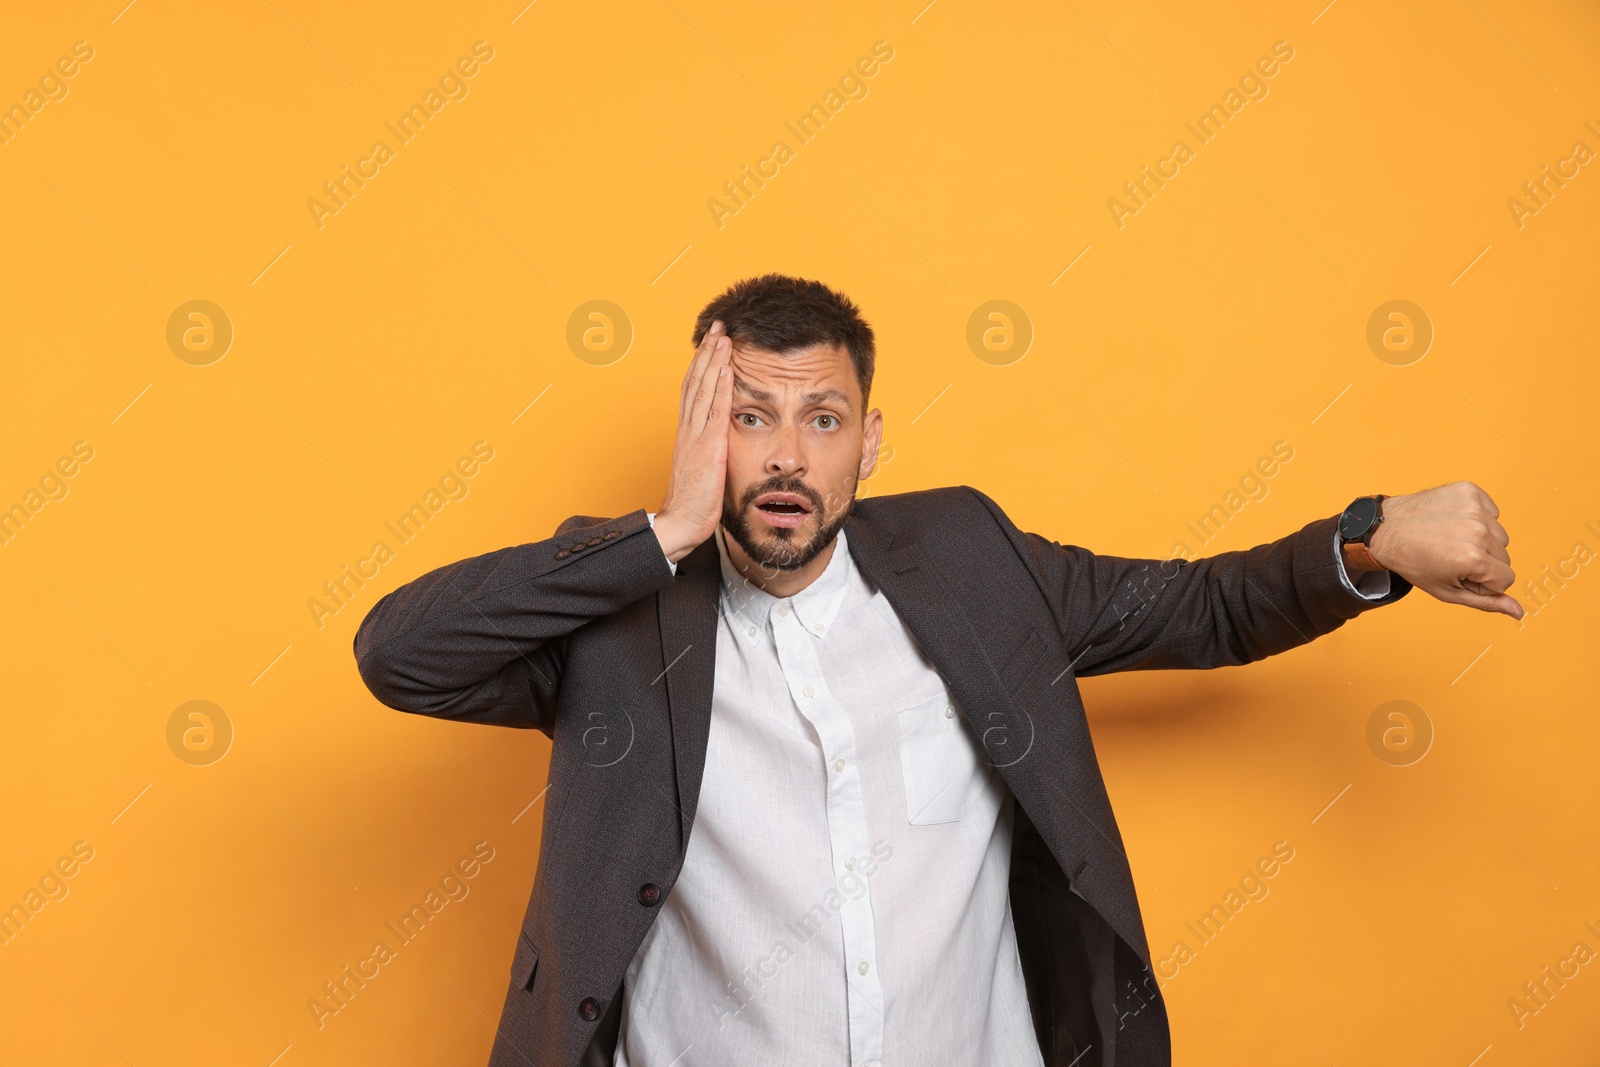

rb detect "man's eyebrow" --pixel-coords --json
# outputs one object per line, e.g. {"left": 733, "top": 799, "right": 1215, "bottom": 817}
{"left": 732, "top": 376, "right": 776, "bottom": 403}
{"left": 802, "top": 388, "right": 852, "bottom": 409}
{"left": 731, "top": 377, "right": 854, "bottom": 411}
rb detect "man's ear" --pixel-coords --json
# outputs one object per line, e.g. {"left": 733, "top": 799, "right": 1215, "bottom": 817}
{"left": 859, "top": 407, "right": 884, "bottom": 480}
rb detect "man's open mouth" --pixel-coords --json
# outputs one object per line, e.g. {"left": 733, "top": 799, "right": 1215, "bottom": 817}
{"left": 752, "top": 492, "right": 815, "bottom": 528}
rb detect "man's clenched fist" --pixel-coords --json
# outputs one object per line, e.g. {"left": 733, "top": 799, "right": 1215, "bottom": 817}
{"left": 1365, "top": 481, "right": 1521, "bottom": 619}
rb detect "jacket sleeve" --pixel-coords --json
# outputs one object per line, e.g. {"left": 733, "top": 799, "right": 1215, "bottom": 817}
{"left": 351, "top": 509, "right": 675, "bottom": 734}
{"left": 967, "top": 487, "right": 1412, "bottom": 676}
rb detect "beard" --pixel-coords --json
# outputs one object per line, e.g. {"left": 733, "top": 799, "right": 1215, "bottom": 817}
{"left": 721, "top": 474, "right": 853, "bottom": 572}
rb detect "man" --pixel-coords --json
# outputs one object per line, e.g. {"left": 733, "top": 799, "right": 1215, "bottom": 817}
{"left": 353, "top": 274, "right": 1519, "bottom": 1067}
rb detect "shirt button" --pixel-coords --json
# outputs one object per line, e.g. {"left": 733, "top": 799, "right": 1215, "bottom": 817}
{"left": 747, "top": 626, "right": 757, "bottom": 637}
{"left": 812, "top": 623, "right": 823, "bottom": 633}
{"left": 777, "top": 604, "right": 791, "bottom": 617}
{"left": 845, "top": 857, "right": 856, "bottom": 870}
{"left": 803, "top": 684, "right": 814, "bottom": 698}
{"left": 579, "top": 996, "right": 601, "bottom": 1020}
{"left": 834, "top": 758, "right": 846, "bottom": 772}
{"left": 945, "top": 704, "right": 955, "bottom": 718}
{"left": 858, "top": 961, "right": 870, "bottom": 975}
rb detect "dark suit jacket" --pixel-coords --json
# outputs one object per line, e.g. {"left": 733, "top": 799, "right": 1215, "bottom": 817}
{"left": 352, "top": 486, "right": 1409, "bottom": 1067}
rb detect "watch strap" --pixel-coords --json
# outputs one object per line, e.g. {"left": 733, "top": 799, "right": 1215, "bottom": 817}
{"left": 1341, "top": 538, "right": 1383, "bottom": 572}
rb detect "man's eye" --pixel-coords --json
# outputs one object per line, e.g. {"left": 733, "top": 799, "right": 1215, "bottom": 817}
{"left": 737, "top": 413, "right": 762, "bottom": 427}
{"left": 814, "top": 415, "right": 837, "bottom": 430}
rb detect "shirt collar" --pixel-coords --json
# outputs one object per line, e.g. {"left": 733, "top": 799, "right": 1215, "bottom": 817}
{"left": 716, "top": 526, "right": 854, "bottom": 642}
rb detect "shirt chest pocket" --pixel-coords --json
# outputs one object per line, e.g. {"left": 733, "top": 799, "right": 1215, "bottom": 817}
{"left": 895, "top": 689, "right": 989, "bottom": 825}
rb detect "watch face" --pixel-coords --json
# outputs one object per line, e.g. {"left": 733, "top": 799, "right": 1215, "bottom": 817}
{"left": 1340, "top": 496, "right": 1378, "bottom": 539}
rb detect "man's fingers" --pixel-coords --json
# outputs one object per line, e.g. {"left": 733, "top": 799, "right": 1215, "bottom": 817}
{"left": 689, "top": 336, "right": 729, "bottom": 433}
{"left": 680, "top": 330, "right": 713, "bottom": 413}
{"left": 1475, "top": 591, "right": 1525, "bottom": 619}
{"left": 1465, "top": 566, "right": 1510, "bottom": 601}
{"left": 1467, "top": 589, "right": 1524, "bottom": 619}
{"left": 1466, "top": 555, "right": 1515, "bottom": 595}
{"left": 681, "top": 326, "right": 720, "bottom": 415}
{"left": 681, "top": 320, "right": 723, "bottom": 414}
{"left": 694, "top": 337, "right": 732, "bottom": 428}
{"left": 679, "top": 349, "right": 705, "bottom": 415}
{"left": 706, "top": 358, "right": 733, "bottom": 437}
{"left": 1438, "top": 583, "right": 1525, "bottom": 620}
{"left": 1486, "top": 517, "right": 1510, "bottom": 549}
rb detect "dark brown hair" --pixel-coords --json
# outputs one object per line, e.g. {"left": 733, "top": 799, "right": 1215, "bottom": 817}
{"left": 692, "top": 274, "right": 876, "bottom": 404}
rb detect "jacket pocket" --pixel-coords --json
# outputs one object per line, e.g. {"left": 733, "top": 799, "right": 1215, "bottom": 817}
{"left": 896, "top": 689, "right": 986, "bottom": 824}
{"left": 511, "top": 932, "right": 540, "bottom": 991}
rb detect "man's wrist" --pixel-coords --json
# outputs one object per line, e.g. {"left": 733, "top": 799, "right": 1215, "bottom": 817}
{"left": 1363, "top": 491, "right": 1409, "bottom": 574}
{"left": 648, "top": 512, "right": 697, "bottom": 567}
{"left": 645, "top": 512, "right": 680, "bottom": 575}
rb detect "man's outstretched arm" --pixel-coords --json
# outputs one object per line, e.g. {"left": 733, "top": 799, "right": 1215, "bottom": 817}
{"left": 975, "top": 480, "right": 1517, "bottom": 676}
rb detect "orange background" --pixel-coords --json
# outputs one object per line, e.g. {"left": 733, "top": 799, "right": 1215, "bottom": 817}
{"left": 2, "top": 1, "right": 1597, "bottom": 1064}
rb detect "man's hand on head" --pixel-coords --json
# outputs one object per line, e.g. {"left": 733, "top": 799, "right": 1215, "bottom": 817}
{"left": 652, "top": 320, "right": 734, "bottom": 565}
{"left": 1363, "top": 481, "right": 1522, "bottom": 619}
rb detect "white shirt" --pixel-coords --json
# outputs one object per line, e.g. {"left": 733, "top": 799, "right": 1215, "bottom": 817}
{"left": 616, "top": 524, "right": 1046, "bottom": 1067}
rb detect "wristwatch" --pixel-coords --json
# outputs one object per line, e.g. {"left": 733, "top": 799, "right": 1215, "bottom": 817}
{"left": 1339, "top": 495, "right": 1386, "bottom": 572}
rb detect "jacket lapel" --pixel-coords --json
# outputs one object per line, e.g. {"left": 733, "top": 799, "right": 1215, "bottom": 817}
{"left": 656, "top": 536, "right": 722, "bottom": 851}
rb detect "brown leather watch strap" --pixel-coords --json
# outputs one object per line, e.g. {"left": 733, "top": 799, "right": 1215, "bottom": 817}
{"left": 1341, "top": 538, "right": 1382, "bottom": 572}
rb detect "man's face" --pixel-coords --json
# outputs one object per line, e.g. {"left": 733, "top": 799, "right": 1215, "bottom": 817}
{"left": 720, "top": 340, "right": 883, "bottom": 572}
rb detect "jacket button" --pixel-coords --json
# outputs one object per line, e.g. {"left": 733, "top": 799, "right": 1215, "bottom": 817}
{"left": 571, "top": 543, "right": 586, "bottom": 551}
{"left": 579, "top": 996, "right": 600, "bottom": 1021}
{"left": 604, "top": 531, "right": 618, "bottom": 539}
{"left": 588, "top": 537, "right": 602, "bottom": 546}
{"left": 555, "top": 550, "right": 568, "bottom": 559}
{"left": 637, "top": 882, "right": 660, "bottom": 906}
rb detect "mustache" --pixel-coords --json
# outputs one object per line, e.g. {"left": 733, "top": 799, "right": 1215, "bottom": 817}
{"left": 737, "top": 475, "right": 826, "bottom": 514}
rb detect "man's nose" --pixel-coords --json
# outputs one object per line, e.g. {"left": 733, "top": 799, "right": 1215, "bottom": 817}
{"left": 765, "top": 422, "right": 806, "bottom": 477}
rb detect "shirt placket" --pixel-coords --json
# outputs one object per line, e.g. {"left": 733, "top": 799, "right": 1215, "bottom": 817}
{"left": 770, "top": 597, "right": 885, "bottom": 1067}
